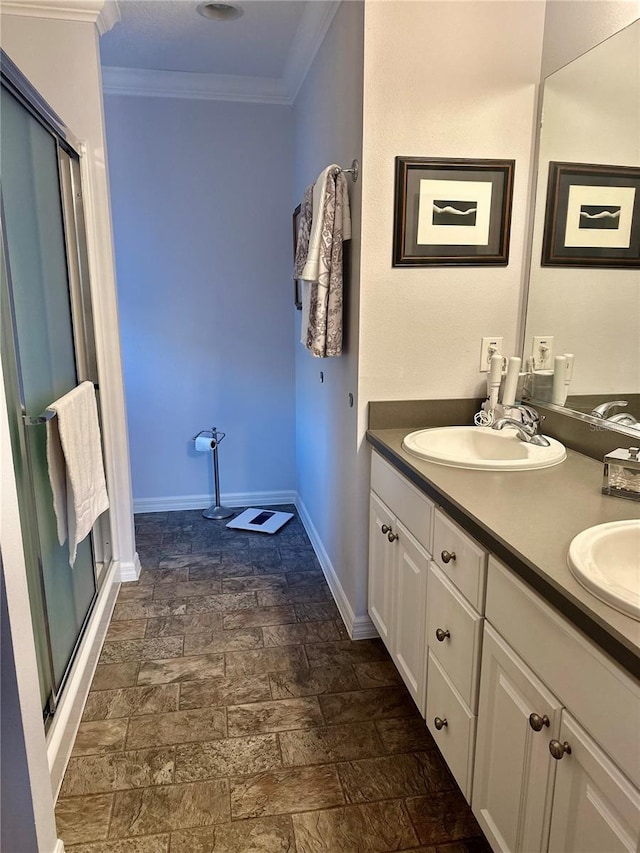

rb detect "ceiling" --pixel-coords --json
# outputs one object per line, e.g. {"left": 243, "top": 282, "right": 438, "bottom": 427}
{"left": 100, "top": 0, "right": 316, "bottom": 79}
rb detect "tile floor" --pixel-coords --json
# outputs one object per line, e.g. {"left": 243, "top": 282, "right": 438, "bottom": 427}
{"left": 56, "top": 507, "right": 491, "bottom": 853}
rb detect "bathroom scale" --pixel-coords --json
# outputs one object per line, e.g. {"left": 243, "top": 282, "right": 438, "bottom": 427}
{"left": 226, "top": 508, "right": 293, "bottom": 534}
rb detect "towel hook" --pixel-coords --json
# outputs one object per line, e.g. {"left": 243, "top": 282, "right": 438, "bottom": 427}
{"left": 339, "top": 159, "right": 359, "bottom": 183}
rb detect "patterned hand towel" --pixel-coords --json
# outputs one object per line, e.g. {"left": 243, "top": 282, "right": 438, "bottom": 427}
{"left": 304, "top": 168, "right": 351, "bottom": 357}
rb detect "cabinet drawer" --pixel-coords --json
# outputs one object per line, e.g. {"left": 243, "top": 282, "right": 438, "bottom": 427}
{"left": 433, "top": 509, "right": 487, "bottom": 611}
{"left": 371, "top": 451, "right": 433, "bottom": 552}
{"left": 426, "top": 651, "right": 476, "bottom": 802}
{"left": 427, "top": 562, "right": 484, "bottom": 711}
{"left": 487, "top": 557, "right": 640, "bottom": 789}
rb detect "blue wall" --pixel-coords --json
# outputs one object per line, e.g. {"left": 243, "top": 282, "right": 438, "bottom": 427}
{"left": 104, "top": 95, "right": 296, "bottom": 508}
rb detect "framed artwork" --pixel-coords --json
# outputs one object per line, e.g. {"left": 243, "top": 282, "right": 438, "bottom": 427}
{"left": 542, "top": 161, "right": 640, "bottom": 267}
{"left": 392, "top": 157, "right": 515, "bottom": 266}
{"left": 292, "top": 203, "right": 302, "bottom": 309}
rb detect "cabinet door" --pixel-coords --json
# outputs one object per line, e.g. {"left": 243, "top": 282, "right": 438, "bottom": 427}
{"left": 368, "top": 492, "right": 395, "bottom": 649}
{"left": 473, "top": 625, "right": 562, "bottom": 853}
{"left": 548, "top": 712, "right": 640, "bottom": 853}
{"left": 393, "top": 521, "right": 429, "bottom": 712}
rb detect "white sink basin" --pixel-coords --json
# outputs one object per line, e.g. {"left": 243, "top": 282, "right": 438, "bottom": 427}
{"left": 568, "top": 520, "right": 640, "bottom": 620}
{"left": 401, "top": 426, "right": 566, "bottom": 471}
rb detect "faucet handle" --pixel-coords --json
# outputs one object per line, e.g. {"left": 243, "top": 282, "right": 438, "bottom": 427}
{"left": 518, "top": 404, "right": 540, "bottom": 425}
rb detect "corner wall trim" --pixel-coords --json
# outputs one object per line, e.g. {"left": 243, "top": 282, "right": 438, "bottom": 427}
{"left": 53, "top": 840, "right": 65, "bottom": 853}
{"left": 133, "top": 491, "right": 297, "bottom": 515}
{"left": 295, "top": 496, "right": 377, "bottom": 641}
{"left": 118, "top": 552, "right": 141, "bottom": 582}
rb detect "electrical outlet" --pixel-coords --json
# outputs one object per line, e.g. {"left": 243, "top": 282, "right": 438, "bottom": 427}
{"left": 532, "top": 335, "right": 554, "bottom": 370}
{"left": 479, "top": 336, "right": 504, "bottom": 372}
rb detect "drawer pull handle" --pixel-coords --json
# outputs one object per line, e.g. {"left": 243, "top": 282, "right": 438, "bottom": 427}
{"left": 381, "top": 524, "right": 392, "bottom": 535}
{"left": 387, "top": 531, "right": 399, "bottom": 543}
{"left": 434, "top": 716, "right": 448, "bottom": 730}
{"left": 441, "top": 550, "right": 456, "bottom": 564}
{"left": 529, "top": 713, "right": 550, "bottom": 732}
{"left": 549, "top": 740, "right": 572, "bottom": 760}
{"left": 435, "top": 628, "right": 450, "bottom": 642}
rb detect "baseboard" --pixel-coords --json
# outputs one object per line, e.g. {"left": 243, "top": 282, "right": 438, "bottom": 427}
{"left": 133, "top": 490, "right": 297, "bottom": 514}
{"left": 350, "top": 613, "right": 379, "bottom": 640}
{"left": 47, "top": 559, "right": 120, "bottom": 800}
{"left": 295, "top": 497, "right": 377, "bottom": 641}
{"left": 118, "top": 551, "right": 141, "bottom": 582}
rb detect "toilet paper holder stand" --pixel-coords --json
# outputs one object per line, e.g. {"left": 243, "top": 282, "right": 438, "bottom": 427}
{"left": 192, "top": 427, "right": 234, "bottom": 520}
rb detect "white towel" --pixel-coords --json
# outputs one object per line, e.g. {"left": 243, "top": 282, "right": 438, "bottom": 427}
{"left": 300, "top": 164, "right": 340, "bottom": 283}
{"left": 46, "top": 381, "right": 109, "bottom": 566}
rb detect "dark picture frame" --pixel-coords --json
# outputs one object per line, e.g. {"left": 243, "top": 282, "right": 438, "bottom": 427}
{"left": 292, "top": 204, "right": 302, "bottom": 310}
{"left": 392, "top": 157, "right": 515, "bottom": 266}
{"left": 541, "top": 161, "right": 640, "bottom": 268}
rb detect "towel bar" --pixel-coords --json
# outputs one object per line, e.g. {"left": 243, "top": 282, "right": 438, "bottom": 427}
{"left": 23, "top": 409, "right": 56, "bottom": 426}
{"left": 22, "top": 382, "right": 100, "bottom": 426}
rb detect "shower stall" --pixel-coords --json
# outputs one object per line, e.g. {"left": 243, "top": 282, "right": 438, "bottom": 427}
{"left": 0, "top": 51, "right": 111, "bottom": 727}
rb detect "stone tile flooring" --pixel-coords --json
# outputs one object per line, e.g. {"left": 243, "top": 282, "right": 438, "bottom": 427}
{"left": 56, "top": 507, "right": 491, "bottom": 853}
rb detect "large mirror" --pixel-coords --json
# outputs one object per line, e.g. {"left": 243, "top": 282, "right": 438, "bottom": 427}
{"left": 524, "top": 19, "right": 640, "bottom": 433}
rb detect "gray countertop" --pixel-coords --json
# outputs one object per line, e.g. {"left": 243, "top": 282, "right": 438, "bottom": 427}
{"left": 367, "top": 428, "right": 640, "bottom": 680}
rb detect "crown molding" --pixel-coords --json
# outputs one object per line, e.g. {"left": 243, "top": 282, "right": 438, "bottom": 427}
{"left": 102, "top": 66, "right": 291, "bottom": 104}
{"left": 283, "top": 0, "right": 341, "bottom": 102}
{"left": 0, "top": 0, "right": 121, "bottom": 34}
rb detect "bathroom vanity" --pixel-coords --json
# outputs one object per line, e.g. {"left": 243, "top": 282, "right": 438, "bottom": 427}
{"left": 366, "top": 424, "right": 640, "bottom": 853}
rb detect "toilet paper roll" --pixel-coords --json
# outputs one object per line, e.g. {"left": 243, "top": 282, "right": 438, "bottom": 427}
{"left": 195, "top": 435, "right": 214, "bottom": 452}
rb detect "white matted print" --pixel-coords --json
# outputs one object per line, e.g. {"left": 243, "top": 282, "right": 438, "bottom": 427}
{"left": 564, "top": 184, "right": 635, "bottom": 249}
{"left": 417, "top": 179, "right": 493, "bottom": 246}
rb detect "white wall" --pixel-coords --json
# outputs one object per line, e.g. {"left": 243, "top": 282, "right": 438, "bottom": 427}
{"left": 104, "top": 95, "right": 296, "bottom": 510}
{"left": 292, "top": 0, "right": 367, "bottom": 633}
{"left": 358, "top": 0, "right": 546, "bottom": 435}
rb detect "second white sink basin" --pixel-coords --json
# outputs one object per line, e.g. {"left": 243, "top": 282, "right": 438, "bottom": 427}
{"left": 402, "top": 426, "right": 566, "bottom": 471}
{"left": 568, "top": 520, "right": 640, "bottom": 620}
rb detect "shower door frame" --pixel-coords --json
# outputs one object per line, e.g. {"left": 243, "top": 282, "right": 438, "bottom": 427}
{"left": 0, "top": 49, "right": 111, "bottom": 726}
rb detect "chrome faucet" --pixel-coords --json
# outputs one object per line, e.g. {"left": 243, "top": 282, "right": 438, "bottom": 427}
{"left": 492, "top": 405, "right": 551, "bottom": 447}
{"left": 591, "top": 400, "right": 628, "bottom": 419}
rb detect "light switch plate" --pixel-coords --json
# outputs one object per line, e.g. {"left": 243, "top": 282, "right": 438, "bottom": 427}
{"left": 479, "top": 336, "right": 504, "bottom": 372}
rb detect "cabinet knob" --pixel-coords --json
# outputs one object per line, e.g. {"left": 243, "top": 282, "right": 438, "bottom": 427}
{"left": 434, "top": 716, "right": 448, "bottom": 731}
{"left": 381, "top": 524, "right": 391, "bottom": 535}
{"left": 435, "top": 628, "right": 450, "bottom": 642}
{"left": 387, "top": 531, "right": 399, "bottom": 543}
{"left": 529, "top": 713, "right": 550, "bottom": 732}
{"left": 441, "top": 550, "right": 456, "bottom": 564}
{"left": 549, "top": 739, "right": 572, "bottom": 760}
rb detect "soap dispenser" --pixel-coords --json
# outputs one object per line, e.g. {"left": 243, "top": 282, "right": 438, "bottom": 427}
{"left": 602, "top": 447, "right": 640, "bottom": 501}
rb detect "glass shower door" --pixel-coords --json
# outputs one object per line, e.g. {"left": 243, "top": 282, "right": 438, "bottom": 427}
{"left": 1, "top": 83, "right": 98, "bottom": 718}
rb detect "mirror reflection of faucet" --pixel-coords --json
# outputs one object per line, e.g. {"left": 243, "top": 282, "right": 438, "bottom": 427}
{"left": 590, "top": 400, "right": 639, "bottom": 430}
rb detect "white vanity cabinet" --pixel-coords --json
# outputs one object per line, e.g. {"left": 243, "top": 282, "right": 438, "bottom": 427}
{"left": 547, "top": 711, "right": 640, "bottom": 853}
{"left": 369, "top": 451, "right": 434, "bottom": 711}
{"left": 368, "top": 448, "right": 640, "bottom": 853}
{"left": 473, "top": 557, "right": 640, "bottom": 853}
{"left": 473, "top": 624, "right": 563, "bottom": 852}
{"left": 425, "top": 509, "right": 487, "bottom": 801}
